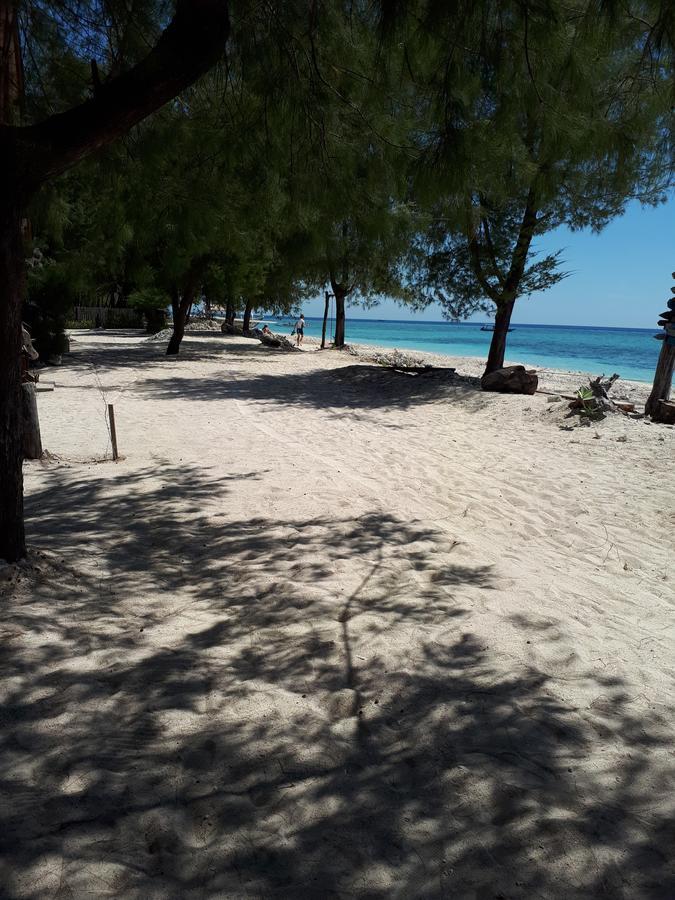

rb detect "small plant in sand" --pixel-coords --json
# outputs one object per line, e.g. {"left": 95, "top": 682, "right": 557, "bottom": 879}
{"left": 574, "top": 386, "right": 604, "bottom": 421}
{"left": 569, "top": 374, "right": 631, "bottom": 423}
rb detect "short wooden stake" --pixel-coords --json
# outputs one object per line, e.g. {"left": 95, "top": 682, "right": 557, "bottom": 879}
{"left": 107, "top": 403, "right": 119, "bottom": 460}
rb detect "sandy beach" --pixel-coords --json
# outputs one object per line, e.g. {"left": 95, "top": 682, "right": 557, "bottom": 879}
{"left": 2, "top": 329, "right": 674, "bottom": 898}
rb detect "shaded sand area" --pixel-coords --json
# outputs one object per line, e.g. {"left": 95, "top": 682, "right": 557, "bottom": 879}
{"left": 2, "top": 330, "right": 674, "bottom": 898}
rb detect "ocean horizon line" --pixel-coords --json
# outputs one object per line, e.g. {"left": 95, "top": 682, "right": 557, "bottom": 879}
{"left": 276, "top": 316, "right": 657, "bottom": 333}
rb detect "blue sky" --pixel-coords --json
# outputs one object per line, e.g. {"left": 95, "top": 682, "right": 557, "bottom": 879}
{"left": 299, "top": 197, "right": 673, "bottom": 329}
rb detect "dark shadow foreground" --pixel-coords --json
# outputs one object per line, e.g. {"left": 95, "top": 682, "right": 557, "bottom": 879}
{"left": 0, "top": 464, "right": 672, "bottom": 898}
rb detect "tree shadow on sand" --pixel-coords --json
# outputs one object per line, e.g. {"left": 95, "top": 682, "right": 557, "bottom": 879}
{"left": 136, "top": 364, "right": 490, "bottom": 414}
{"left": 0, "top": 464, "right": 672, "bottom": 897}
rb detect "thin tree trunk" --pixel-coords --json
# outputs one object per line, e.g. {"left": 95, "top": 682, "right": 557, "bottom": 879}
{"left": 330, "top": 268, "right": 348, "bottom": 349}
{"left": 242, "top": 298, "right": 253, "bottom": 332}
{"left": 321, "top": 291, "right": 330, "bottom": 348}
{"left": 484, "top": 299, "right": 515, "bottom": 375}
{"left": 0, "top": 201, "right": 26, "bottom": 561}
{"left": 645, "top": 340, "right": 675, "bottom": 417}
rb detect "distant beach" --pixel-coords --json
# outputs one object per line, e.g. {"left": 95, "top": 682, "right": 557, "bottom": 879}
{"left": 278, "top": 317, "right": 660, "bottom": 383}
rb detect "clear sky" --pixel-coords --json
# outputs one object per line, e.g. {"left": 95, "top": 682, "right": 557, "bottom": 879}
{"left": 299, "top": 197, "right": 674, "bottom": 328}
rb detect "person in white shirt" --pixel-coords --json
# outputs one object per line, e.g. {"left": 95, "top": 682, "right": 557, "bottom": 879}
{"left": 294, "top": 314, "right": 305, "bottom": 346}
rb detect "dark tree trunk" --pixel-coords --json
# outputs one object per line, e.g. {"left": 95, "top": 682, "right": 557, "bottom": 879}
{"left": 242, "top": 298, "right": 253, "bottom": 332}
{"left": 645, "top": 340, "right": 674, "bottom": 417}
{"left": 0, "top": 201, "right": 26, "bottom": 561}
{"left": 321, "top": 291, "right": 330, "bottom": 348}
{"left": 167, "top": 267, "right": 200, "bottom": 355}
{"left": 330, "top": 278, "right": 348, "bottom": 348}
{"left": 225, "top": 300, "right": 235, "bottom": 326}
{"left": 484, "top": 300, "right": 516, "bottom": 376}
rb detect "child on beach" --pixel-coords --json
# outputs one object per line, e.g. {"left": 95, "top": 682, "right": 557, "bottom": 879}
{"left": 294, "top": 314, "right": 305, "bottom": 346}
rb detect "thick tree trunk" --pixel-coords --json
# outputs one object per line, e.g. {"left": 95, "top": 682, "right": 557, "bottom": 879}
{"left": 645, "top": 341, "right": 674, "bottom": 417}
{"left": 333, "top": 289, "right": 346, "bottom": 348}
{"left": 242, "top": 298, "right": 253, "bottom": 332}
{"left": 484, "top": 299, "right": 516, "bottom": 376}
{"left": 0, "top": 202, "right": 26, "bottom": 561}
{"left": 225, "top": 300, "right": 235, "bottom": 326}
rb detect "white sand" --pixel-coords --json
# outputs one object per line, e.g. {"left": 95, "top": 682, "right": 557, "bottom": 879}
{"left": 1, "top": 329, "right": 674, "bottom": 898}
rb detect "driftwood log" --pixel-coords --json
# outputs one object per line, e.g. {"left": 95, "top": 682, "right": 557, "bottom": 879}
{"left": 22, "top": 383, "right": 42, "bottom": 459}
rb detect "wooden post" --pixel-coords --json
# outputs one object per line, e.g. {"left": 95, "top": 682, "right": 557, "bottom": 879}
{"left": 645, "top": 274, "right": 675, "bottom": 420}
{"left": 21, "top": 383, "right": 42, "bottom": 459}
{"left": 107, "top": 403, "right": 119, "bottom": 460}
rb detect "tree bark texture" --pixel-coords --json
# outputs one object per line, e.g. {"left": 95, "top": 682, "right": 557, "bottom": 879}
{"left": 21, "top": 383, "right": 42, "bottom": 459}
{"left": 0, "top": 201, "right": 26, "bottom": 561}
{"left": 645, "top": 341, "right": 675, "bottom": 417}
{"left": 484, "top": 300, "right": 516, "bottom": 376}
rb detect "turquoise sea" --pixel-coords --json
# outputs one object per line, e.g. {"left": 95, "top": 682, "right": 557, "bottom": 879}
{"left": 278, "top": 318, "right": 660, "bottom": 383}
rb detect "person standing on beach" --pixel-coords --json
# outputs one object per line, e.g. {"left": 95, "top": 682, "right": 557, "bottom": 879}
{"left": 295, "top": 314, "right": 305, "bottom": 346}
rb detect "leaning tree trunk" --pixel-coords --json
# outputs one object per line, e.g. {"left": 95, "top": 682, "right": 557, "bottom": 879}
{"left": 242, "top": 298, "right": 253, "bottom": 333}
{"left": 333, "top": 289, "right": 347, "bottom": 349}
{"left": 484, "top": 299, "right": 516, "bottom": 376}
{"left": 0, "top": 201, "right": 26, "bottom": 562}
{"left": 645, "top": 340, "right": 675, "bottom": 418}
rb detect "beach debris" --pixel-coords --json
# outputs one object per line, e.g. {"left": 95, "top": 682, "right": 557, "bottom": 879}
{"left": 481, "top": 365, "right": 538, "bottom": 395}
{"left": 567, "top": 373, "right": 630, "bottom": 421}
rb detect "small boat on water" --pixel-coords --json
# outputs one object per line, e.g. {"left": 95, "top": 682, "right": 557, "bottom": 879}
{"left": 480, "top": 324, "right": 514, "bottom": 332}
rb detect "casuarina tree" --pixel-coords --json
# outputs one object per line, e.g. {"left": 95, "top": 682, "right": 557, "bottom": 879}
{"left": 403, "top": 1, "right": 673, "bottom": 377}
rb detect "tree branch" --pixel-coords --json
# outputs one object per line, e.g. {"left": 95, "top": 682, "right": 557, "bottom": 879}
{"left": 466, "top": 223, "right": 503, "bottom": 304}
{"left": 4, "top": 0, "right": 229, "bottom": 193}
{"left": 503, "top": 185, "right": 539, "bottom": 298}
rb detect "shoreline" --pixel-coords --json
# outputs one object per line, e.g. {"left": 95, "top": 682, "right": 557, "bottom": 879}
{"left": 295, "top": 333, "right": 654, "bottom": 401}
